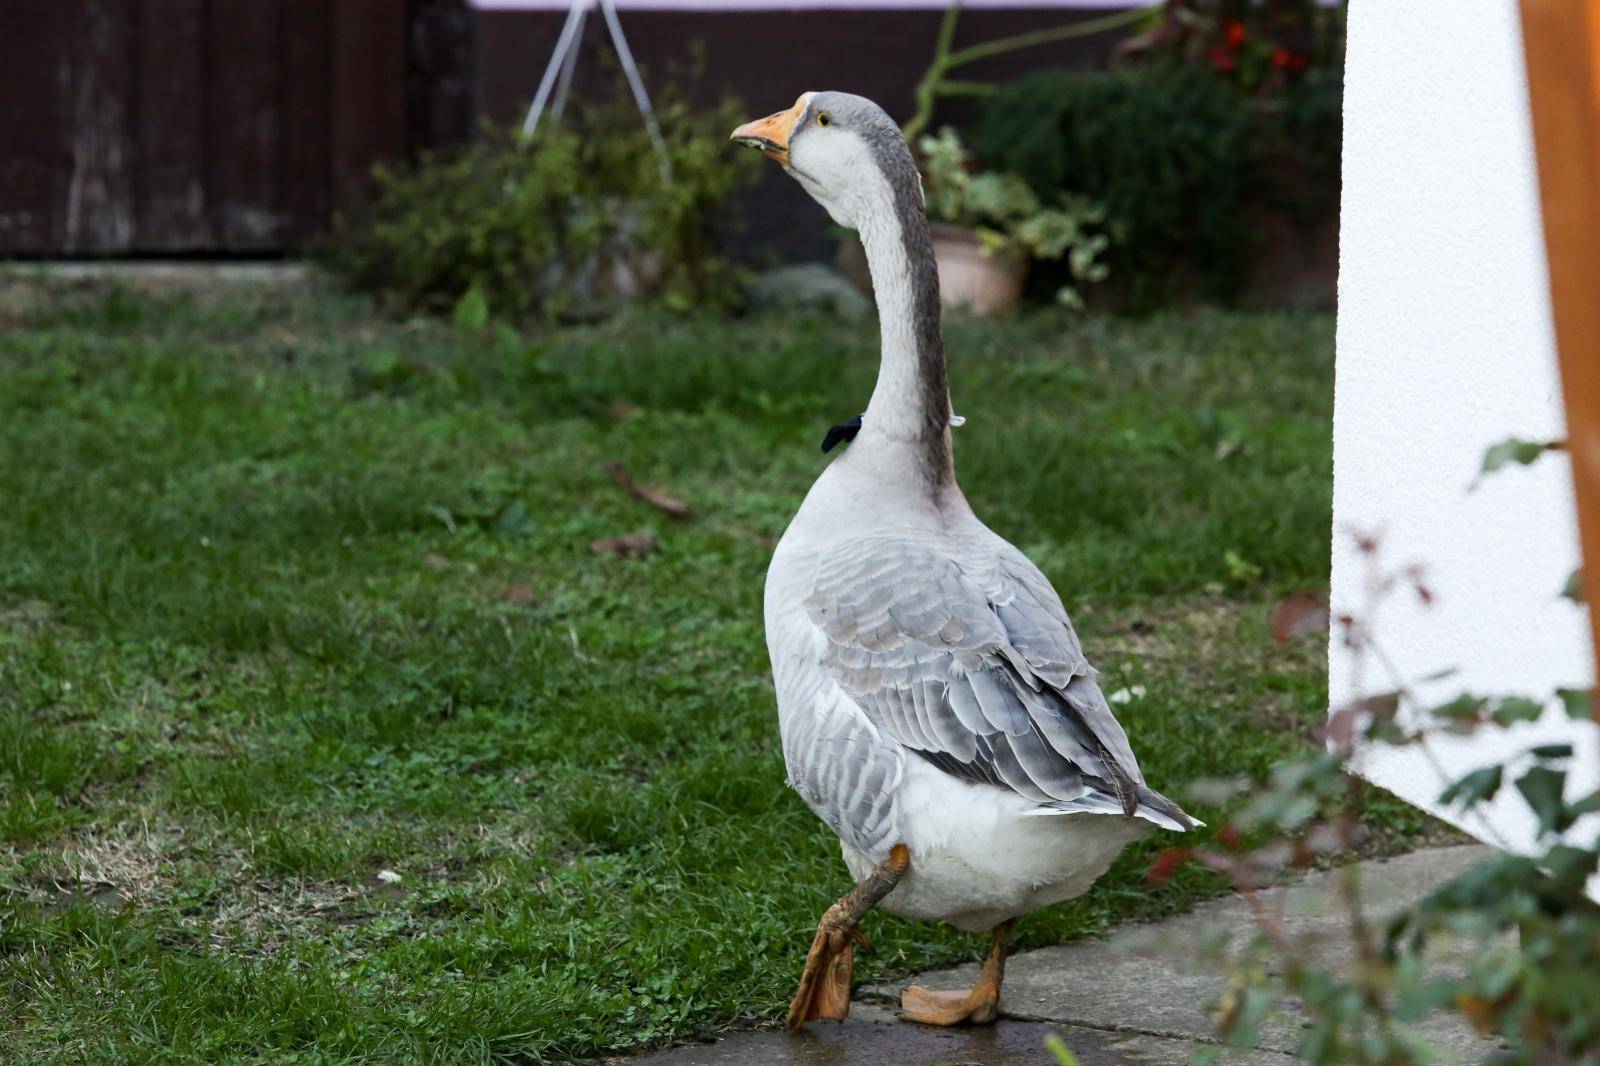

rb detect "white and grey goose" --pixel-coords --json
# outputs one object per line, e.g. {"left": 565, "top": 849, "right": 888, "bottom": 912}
{"left": 731, "top": 93, "right": 1198, "bottom": 1029}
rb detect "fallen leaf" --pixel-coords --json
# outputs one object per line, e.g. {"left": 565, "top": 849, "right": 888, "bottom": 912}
{"left": 603, "top": 461, "right": 694, "bottom": 520}
{"left": 423, "top": 552, "right": 450, "bottom": 569}
{"left": 1270, "top": 590, "right": 1328, "bottom": 643}
{"left": 500, "top": 583, "right": 538, "bottom": 605}
{"left": 591, "top": 531, "right": 658, "bottom": 558}
{"left": 608, "top": 403, "right": 641, "bottom": 422}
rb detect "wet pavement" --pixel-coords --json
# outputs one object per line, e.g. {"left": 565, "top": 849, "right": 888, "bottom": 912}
{"left": 628, "top": 845, "right": 1499, "bottom": 1065}
{"left": 628, "top": 1002, "right": 1293, "bottom": 1065}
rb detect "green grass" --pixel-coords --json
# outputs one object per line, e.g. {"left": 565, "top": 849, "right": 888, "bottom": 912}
{"left": 0, "top": 280, "right": 1409, "bottom": 1061}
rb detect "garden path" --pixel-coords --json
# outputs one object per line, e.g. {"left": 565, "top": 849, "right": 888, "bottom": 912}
{"left": 629, "top": 845, "right": 1497, "bottom": 1065}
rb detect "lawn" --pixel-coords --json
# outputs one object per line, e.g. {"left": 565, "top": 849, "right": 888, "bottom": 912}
{"left": 0, "top": 279, "right": 1414, "bottom": 1061}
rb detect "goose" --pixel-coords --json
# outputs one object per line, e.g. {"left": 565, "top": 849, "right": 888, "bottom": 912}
{"left": 730, "top": 92, "right": 1198, "bottom": 1030}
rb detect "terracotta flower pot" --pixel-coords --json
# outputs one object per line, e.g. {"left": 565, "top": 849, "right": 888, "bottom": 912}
{"left": 835, "top": 223, "right": 1030, "bottom": 316}
{"left": 927, "top": 223, "right": 1028, "bottom": 315}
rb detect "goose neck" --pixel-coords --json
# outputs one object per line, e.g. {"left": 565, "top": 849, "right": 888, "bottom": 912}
{"left": 854, "top": 182, "right": 952, "bottom": 486}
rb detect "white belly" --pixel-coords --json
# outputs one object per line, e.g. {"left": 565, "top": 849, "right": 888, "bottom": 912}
{"left": 841, "top": 758, "right": 1150, "bottom": 933}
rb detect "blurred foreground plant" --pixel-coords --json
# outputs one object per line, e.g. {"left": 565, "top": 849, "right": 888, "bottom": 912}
{"left": 1155, "top": 440, "right": 1598, "bottom": 1065}
{"left": 323, "top": 86, "right": 759, "bottom": 322}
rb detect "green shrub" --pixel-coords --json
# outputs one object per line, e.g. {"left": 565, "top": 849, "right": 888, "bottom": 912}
{"left": 969, "top": 62, "right": 1339, "bottom": 308}
{"left": 322, "top": 93, "right": 760, "bottom": 321}
{"left": 1270, "top": 68, "right": 1345, "bottom": 224}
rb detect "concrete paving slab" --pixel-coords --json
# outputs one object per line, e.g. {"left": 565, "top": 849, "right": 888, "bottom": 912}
{"left": 865, "top": 845, "right": 1500, "bottom": 1059}
{"left": 629, "top": 846, "right": 1504, "bottom": 1064}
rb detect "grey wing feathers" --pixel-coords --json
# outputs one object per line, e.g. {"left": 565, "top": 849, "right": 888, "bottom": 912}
{"left": 780, "top": 681, "right": 904, "bottom": 854}
{"left": 805, "top": 532, "right": 1196, "bottom": 830}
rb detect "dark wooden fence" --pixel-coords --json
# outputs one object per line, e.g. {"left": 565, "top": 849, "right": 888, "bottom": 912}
{"left": 0, "top": 0, "right": 469, "bottom": 255}
{"left": 0, "top": 2, "right": 1123, "bottom": 258}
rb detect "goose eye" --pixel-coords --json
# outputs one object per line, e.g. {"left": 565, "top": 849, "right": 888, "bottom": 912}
{"left": 817, "top": 112, "right": 831, "bottom": 127}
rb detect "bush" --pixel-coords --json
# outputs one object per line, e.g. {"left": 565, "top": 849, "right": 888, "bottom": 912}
{"left": 1177, "top": 519, "right": 1598, "bottom": 1064}
{"left": 322, "top": 92, "right": 760, "bottom": 321}
{"left": 968, "top": 63, "right": 1339, "bottom": 308}
{"left": 1271, "top": 68, "right": 1345, "bottom": 223}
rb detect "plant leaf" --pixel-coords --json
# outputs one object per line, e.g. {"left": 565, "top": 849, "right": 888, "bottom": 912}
{"left": 1430, "top": 693, "right": 1486, "bottom": 722}
{"left": 1479, "top": 437, "right": 1560, "bottom": 475}
{"left": 1045, "top": 1035, "right": 1083, "bottom": 1066}
{"left": 1515, "top": 765, "right": 1569, "bottom": 838}
{"left": 1542, "top": 844, "right": 1599, "bottom": 889}
{"left": 1567, "top": 789, "right": 1600, "bottom": 818}
{"left": 1490, "top": 697, "right": 1544, "bottom": 726}
{"left": 1440, "top": 765, "right": 1502, "bottom": 810}
{"left": 453, "top": 285, "right": 490, "bottom": 333}
{"left": 1557, "top": 687, "right": 1594, "bottom": 721}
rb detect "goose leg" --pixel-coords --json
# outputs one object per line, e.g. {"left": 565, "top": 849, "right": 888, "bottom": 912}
{"left": 900, "top": 918, "right": 1014, "bottom": 1026}
{"left": 784, "top": 843, "right": 910, "bottom": 1029}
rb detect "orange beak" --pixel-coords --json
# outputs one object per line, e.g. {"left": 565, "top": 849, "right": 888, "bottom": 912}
{"left": 730, "top": 94, "right": 809, "bottom": 166}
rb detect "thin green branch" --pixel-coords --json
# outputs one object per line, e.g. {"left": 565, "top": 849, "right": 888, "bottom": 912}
{"left": 942, "top": 5, "right": 1156, "bottom": 70}
{"left": 934, "top": 80, "right": 998, "bottom": 98}
{"left": 932, "top": 0, "right": 962, "bottom": 58}
{"left": 905, "top": 0, "right": 966, "bottom": 143}
{"left": 902, "top": 2, "right": 1159, "bottom": 144}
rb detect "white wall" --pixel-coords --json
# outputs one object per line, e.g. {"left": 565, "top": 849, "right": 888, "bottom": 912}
{"left": 1333, "top": 0, "right": 1597, "bottom": 862}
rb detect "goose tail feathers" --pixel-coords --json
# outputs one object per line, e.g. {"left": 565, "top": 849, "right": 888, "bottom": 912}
{"left": 1133, "top": 785, "right": 1203, "bottom": 832}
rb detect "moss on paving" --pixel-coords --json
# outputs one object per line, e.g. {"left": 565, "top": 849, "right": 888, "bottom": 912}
{"left": 0, "top": 282, "right": 1420, "bottom": 1061}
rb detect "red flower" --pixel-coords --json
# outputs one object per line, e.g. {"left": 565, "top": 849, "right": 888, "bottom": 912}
{"left": 1146, "top": 847, "right": 1191, "bottom": 884}
{"left": 1208, "top": 45, "right": 1237, "bottom": 72}
{"left": 1272, "top": 45, "right": 1308, "bottom": 71}
{"left": 1224, "top": 20, "right": 1247, "bottom": 48}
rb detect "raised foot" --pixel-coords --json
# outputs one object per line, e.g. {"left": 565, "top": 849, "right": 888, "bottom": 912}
{"left": 785, "top": 846, "right": 911, "bottom": 1030}
{"left": 899, "top": 983, "right": 1000, "bottom": 1026}
{"left": 784, "top": 921, "right": 855, "bottom": 1028}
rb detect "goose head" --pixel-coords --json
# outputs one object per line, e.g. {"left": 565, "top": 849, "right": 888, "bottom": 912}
{"left": 730, "top": 92, "right": 921, "bottom": 230}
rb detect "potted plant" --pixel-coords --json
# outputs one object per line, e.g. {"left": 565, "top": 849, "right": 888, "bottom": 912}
{"left": 916, "top": 127, "right": 1109, "bottom": 314}
{"left": 834, "top": 127, "right": 1109, "bottom": 315}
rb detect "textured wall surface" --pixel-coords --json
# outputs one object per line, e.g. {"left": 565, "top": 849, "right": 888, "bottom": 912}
{"left": 1333, "top": 0, "right": 1598, "bottom": 863}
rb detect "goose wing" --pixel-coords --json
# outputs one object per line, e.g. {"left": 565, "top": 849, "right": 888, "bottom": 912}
{"left": 804, "top": 531, "right": 1193, "bottom": 829}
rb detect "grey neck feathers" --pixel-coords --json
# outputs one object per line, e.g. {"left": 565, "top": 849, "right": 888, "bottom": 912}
{"left": 855, "top": 147, "right": 953, "bottom": 488}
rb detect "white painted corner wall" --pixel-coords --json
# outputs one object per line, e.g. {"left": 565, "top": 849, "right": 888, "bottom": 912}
{"left": 1332, "top": 0, "right": 1598, "bottom": 864}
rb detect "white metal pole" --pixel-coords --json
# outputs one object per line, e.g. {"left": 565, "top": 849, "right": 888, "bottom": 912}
{"left": 522, "top": 0, "right": 591, "bottom": 137}
{"left": 599, "top": 0, "right": 672, "bottom": 182}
